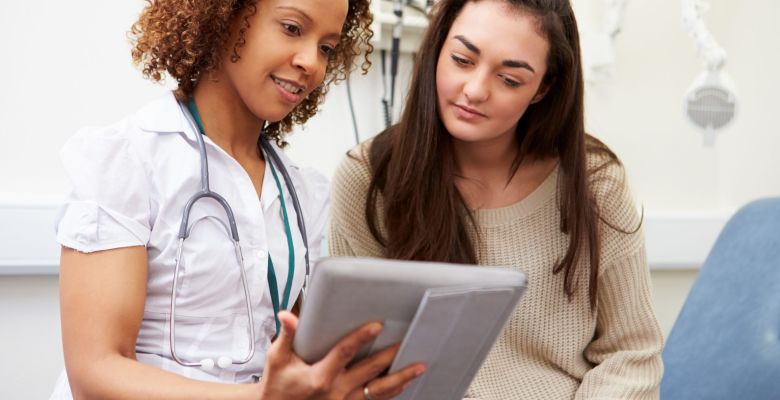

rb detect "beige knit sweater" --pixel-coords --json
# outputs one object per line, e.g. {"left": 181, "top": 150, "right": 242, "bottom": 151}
{"left": 328, "top": 141, "right": 664, "bottom": 399}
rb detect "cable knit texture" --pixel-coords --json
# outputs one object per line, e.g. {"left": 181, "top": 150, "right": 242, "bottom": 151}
{"left": 329, "top": 140, "right": 664, "bottom": 399}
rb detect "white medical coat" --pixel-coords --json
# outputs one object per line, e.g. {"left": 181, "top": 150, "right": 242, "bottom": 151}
{"left": 51, "top": 92, "right": 329, "bottom": 396}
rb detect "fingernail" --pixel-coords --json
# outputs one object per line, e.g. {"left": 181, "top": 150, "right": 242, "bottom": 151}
{"left": 415, "top": 366, "right": 426, "bottom": 376}
{"left": 369, "top": 323, "right": 382, "bottom": 336}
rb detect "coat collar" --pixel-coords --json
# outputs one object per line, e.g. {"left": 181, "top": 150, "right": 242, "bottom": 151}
{"left": 134, "top": 92, "right": 194, "bottom": 138}
{"left": 133, "top": 91, "right": 300, "bottom": 171}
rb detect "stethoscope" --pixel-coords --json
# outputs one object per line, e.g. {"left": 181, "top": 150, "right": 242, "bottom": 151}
{"left": 169, "top": 99, "right": 310, "bottom": 370}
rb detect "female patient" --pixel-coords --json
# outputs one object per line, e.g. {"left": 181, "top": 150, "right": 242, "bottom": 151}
{"left": 329, "top": 0, "right": 664, "bottom": 398}
{"left": 53, "top": 0, "right": 423, "bottom": 399}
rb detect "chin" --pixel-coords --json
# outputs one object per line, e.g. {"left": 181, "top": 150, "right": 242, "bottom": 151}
{"left": 259, "top": 107, "right": 296, "bottom": 125}
{"left": 265, "top": 114, "right": 289, "bottom": 124}
{"left": 247, "top": 93, "right": 300, "bottom": 125}
{"left": 444, "top": 120, "right": 491, "bottom": 142}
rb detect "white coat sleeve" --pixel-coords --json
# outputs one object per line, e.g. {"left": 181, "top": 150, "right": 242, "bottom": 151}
{"left": 55, "top": 126, "right": 152, "bottom": 253}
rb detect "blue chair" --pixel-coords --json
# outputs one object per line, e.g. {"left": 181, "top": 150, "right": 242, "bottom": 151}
{"left": 661, "top": 198, "right": 780, "bottom": 399}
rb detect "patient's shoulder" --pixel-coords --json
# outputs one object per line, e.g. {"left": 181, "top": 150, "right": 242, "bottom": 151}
{"left": 333, "top": 138, "right": 374, "bottom": 196}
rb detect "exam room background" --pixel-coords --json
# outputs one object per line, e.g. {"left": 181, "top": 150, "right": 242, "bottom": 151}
{"left": 1, "top": 0, "right": 778, "bottom": 398}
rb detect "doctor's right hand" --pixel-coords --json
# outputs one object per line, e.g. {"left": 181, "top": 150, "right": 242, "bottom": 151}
{"left": 257, "top": 311, "right": 425, "bottom": 400}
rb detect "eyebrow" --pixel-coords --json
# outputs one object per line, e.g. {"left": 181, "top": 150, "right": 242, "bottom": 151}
{"left": 277, "top": 6, "right": 313, "bottom": 23}
{"left": 452, "top": 35, "right": 536, "bottom": 73}
{"left": 276, "top": 6, "right": 341, "bottom": 41}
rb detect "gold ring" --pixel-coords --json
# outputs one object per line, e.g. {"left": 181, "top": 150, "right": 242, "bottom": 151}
{"left": 363, "top": 384, "right": 376, "bottom": 400}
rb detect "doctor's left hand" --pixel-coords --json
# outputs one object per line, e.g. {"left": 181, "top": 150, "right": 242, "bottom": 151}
{"left": 257, "top": 311, "right": 425, "bottom": 400}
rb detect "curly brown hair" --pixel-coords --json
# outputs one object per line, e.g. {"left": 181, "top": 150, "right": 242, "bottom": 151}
{"left": 129, "top": 0, "right": 373, "bottom": 145}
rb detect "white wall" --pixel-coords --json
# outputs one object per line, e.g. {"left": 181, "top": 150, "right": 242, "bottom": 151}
{"left": 1, "top": 0, "right": 778, "bottom": 398}
{"left": 0, "top": 276, "right": 62, "bottom": 399}
{"left": 579, "top": 0, "right": 780, "bottom": 210}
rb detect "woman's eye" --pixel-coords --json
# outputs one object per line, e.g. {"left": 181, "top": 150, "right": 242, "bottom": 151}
{"left": 502, "top": 77, "right": 521, "bottom": 88}
{"left": 282, "top": 22, "right": 301, "bottom": 36}
{"left": 320, "top": 45, "right": 335, "bottom": 56}
{"left": 451, "top": 55, "right": 471, "bottom": 66}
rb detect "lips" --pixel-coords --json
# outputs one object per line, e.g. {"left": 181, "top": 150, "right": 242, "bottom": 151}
{"left": 271, "top": 75, "right": 306, "bottom": 103}
{"left": 453, "top": 103, "right": 487, "bottom": 120}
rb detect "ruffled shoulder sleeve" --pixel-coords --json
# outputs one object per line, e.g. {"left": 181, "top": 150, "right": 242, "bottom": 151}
{"left": 56, "top": 122, "right": 152, "bottom": 253}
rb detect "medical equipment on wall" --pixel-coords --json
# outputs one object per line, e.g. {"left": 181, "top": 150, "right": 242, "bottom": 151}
{"left": 348, "top": 1, "right": 433, "bottom": 140}
{"left": 574, "top": 0, "right": 629, "bottom": 81}
{"left": 379, "top": 0, "right": 404, "bottom": 129}
{"left": 381, "top": 48, "right": 392, "bottom": 129}
{"left": 682, "top": 0, "right": 737, "bottom": 146}
{"left": 378, "top": 0, "right": 432, "bottom": 129}
{"left": 169, "top": 99, "right": 310, "bottom": 370}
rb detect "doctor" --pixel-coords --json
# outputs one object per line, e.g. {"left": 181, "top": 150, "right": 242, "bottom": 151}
{"left": 52, "top": 0, "right": 424, "bottom": 399}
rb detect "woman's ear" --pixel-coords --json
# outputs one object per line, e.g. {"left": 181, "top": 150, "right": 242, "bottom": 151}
{"left": 531, "top": 85, "right": 549, "bottom": 104}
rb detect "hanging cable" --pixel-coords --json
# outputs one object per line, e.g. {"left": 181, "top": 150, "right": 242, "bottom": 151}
{"left": 345, "top": 74, "right": 361, "bottom": 145}
{"left": 380, "top": 49, "right": 392, "bottom": 128}
{"left": 389, "top": 0, "right": 403, "bottom": 112}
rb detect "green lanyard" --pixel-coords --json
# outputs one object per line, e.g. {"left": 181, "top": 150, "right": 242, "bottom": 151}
{"left": 186, "top": 98, "right": 295, "bottom": 335}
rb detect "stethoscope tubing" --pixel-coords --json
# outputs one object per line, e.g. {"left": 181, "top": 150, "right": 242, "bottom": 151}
{"left": 168, "top": 101, "right": 309, "bottom": 369}
{"left": 259, "top": 137, "right": 311, "bottom": 302}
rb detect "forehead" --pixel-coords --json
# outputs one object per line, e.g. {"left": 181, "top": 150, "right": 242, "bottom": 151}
{"left": 448, "top": 1, "right": 549, "bottom": 67}
{"left": 269, "top": 0, "right": 348, "bottom": 31}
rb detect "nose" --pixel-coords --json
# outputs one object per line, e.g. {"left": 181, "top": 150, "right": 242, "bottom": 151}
{"left": 292, "top": 42, "right": 324, "bottom": 77}
{"left": 463, "top": 69, "right": 490, "bottom": 104}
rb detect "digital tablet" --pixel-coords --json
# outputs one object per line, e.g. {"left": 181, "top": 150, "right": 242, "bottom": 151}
{"left": 293, "top": 257, "right": 527, "bottom": 367}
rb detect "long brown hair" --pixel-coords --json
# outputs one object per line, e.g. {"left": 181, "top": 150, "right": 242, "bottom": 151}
{"left": 366, "top": 0, "right": 626, "bottom": 307}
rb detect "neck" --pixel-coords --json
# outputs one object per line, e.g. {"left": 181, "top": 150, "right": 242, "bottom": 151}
{"left": 451, "top": 129, "right": 559, "bottom": 210}
{"left": 452, "top": 130, "right": 519, "bottom": 183}
{"left": 191, "top": 73, "right": 265, "bottom": 159}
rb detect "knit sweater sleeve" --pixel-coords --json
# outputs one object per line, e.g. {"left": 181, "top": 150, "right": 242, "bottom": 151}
{"left": 329, "top": 223, "right": 356, "bottom": 256}
{"left": 574, "top": 155, "right": 664, "bottom": 399}
{"left": 328, "top": 141, "right": 385, "bottom": 258}
{"left": 574, "top": 245, "right": 664, "bottom": 399}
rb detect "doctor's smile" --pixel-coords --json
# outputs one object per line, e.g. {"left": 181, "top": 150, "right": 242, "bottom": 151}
{"left": 271, "top": 74, "right": 306, "bottom": 104}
